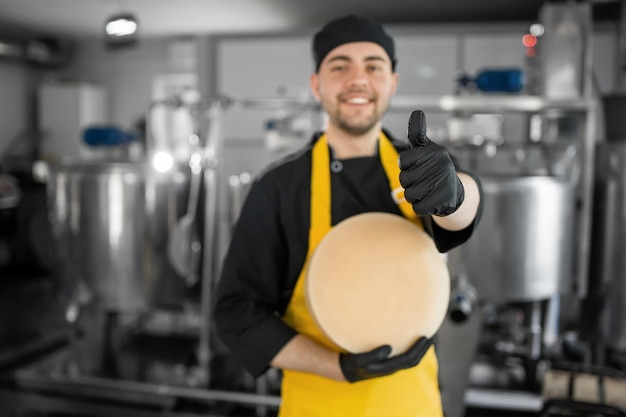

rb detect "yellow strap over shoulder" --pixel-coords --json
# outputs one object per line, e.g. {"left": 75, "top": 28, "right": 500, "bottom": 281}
{"left": 378, "top": 132, "right": 419, "bottom": 222}
{"left": 311, "top": 134, "right": 332, "bottom": 231}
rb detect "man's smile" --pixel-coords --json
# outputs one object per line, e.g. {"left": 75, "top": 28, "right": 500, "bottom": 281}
{"left": 339, "top": 92, "right": 375, "bottom": 106}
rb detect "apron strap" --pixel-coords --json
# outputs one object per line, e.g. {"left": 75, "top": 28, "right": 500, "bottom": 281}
{"left": 311, "top": 134, "right": 332, "bottom": 232}
{"left": 378, "top": 132, "right": 419, "bottom": 222}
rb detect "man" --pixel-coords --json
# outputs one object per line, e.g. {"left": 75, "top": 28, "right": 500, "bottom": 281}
{"left": 214, "top": 14, "right": 482, "bottom": 417}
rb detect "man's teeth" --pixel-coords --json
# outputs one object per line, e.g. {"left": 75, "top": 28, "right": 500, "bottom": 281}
{"left": 346, "top": 97, "right": 370, "bottom": 104}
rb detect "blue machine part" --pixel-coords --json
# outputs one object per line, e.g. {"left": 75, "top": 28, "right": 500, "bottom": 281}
{"left": 83, "top": 126, "right": 137, "bottom": 146}
{"left": 474, "top": 69, "right": 524, "bottom": 93}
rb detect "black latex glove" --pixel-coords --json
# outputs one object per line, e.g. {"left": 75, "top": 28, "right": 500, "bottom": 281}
{"left": 399, "top": 110, "right": 465, "bottom": 216}
{"left": 339, "top": 336, "right": 434, "bottom": 383}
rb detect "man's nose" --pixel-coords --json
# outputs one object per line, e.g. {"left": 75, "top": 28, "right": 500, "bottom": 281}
{"left": 346, "top": 66, "right": 369, "bottom": 87}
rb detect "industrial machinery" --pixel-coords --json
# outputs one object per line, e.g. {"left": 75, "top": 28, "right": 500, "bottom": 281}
{"left": 1, "top": 92, "right": 323, "bottom": 416}
{"left": 4, "top": 2, "right": 626, "bottom": 417}
{"left": 4, "top": 97, "right": 238, "bottom": 414}
{"left": 429, "top": 3, "right": 626, "bottom": 416}
{"left": 584, "top": 130, "right": 626, "bottom": 371}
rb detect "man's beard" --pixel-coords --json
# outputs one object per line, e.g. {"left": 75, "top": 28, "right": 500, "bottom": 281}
{"left": 329, "top": 107, "right": 381, "bottom": 136}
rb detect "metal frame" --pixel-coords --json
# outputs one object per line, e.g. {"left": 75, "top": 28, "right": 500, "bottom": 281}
{"left": 15, "top": 368, "right": 281, "bottom": 409}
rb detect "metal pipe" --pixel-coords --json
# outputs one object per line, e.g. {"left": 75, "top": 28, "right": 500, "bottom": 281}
{"left": 16, "top": 391, "right": 230, "bottom": 417}
{"left": 212, "top": 94, "right": 595, "bottom": 113}
{"left": 17, "top": 371, "right": 281, "bottom": 407}
{"left": 528, "top": 301, "right": 543, "bottom": 360}
{"left": 577, "top": 2, "right": 597, "bottom": 299}
{"left": 577, "top": 100, "right": 598, "bottom": 297}
{"left": 389, "top": 95, "right": 595, "bottom": 113}
{"left": 197, "top": 104, "right": 223, "bottom": 385}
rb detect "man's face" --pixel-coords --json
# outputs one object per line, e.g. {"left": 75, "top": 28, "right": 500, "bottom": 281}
{"left": 310, "top": 42, "right": 398, "bottom": 136}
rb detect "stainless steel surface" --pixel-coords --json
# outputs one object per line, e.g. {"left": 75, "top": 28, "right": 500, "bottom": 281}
{"left": 540, "top": 3, "right": 591, "bottom": 100}
{"left": 577, "top": 102, "right": 597, "bottom": 298}
{"left": 390, "top": 95, "right": 595, "bottom": 113}
{"left": 590, "top": 143, "right": 626, "bottom": 353}
{"left": 227, "top": 172, "right": 252, "bottom": 229}
{"left": 464, "top": 387, "right": 543, "bottom": 411}
{"left": 528, "top": 301, "right": 542, "bottom": 359}
{"left": 168, "top": 152, "right": 204, "bottom": 283}
{"left": 458, "top": 175, "right": 576, "bottom": 302}
{"left": 448, "top": 272, "right": 478, "bottom": 324}
{"left": 534, "top": 1, "right": 596, "bottom": 299}
{"left": 47, "top": 161, "right": 191, "bottom": 311}
{"left": 0, "top": 390, "right": 231, "bottom": 417}
{"left": 15, "top": 366, "right": 281, "bottom": 408}
{"left": 198, "top": 104, "right": 223, "bottom": 385}
{"left": 217, "top": 94, "right": 596, "bottom": 113}
{"left": 148, "top": 98, "right": 199, "bottom": 161}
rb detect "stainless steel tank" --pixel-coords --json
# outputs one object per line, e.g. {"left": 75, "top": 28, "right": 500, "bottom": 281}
{"left": 47, "top": 161, "right": 191, "bottom": 312}
{"left": 458, "top": 175, "right": 576, "bottom": 302}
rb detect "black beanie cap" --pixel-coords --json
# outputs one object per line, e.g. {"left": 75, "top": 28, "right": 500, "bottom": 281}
{"left": 312, "top": 15, "right": 396, "bottom": 72}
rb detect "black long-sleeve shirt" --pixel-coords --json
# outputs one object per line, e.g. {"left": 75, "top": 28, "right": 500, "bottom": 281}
{"left": 213, "top": 131, "right": 482, "bottom": 377}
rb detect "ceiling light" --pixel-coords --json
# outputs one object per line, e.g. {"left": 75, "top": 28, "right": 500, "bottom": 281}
{"left": 105, "top": 17, "right": 137, "bottom": 36}
{"left": 104, "top": 13, "right": 139, "bottom": 49}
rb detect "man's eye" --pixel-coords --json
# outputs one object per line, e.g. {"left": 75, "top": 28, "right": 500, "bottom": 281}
{"left": 368, "top": 65, "right": 383, "bottom": 72}
{"left": 330, "top": 65, "right": 346, "bottom": 72}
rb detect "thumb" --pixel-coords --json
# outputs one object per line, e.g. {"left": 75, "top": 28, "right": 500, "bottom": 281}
{"left": 408, "top": 337, "right": 434, "bottom": 360}
{"left": 407, "top": 110, "right": 431, "bottom": 148}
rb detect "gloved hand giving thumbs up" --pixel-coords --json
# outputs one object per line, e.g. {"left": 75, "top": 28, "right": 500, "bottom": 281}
{"left": 399, "top": 110, "right": 465, "bottom": 217}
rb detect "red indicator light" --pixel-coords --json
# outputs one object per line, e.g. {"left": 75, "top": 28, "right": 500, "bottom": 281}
{"left": 522, "top": 34, "right": 537, "bottom": 48}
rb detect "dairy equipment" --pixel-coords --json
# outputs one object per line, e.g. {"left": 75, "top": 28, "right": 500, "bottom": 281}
{"left": 390, "top": 4, "right": 601, "bottom": 412}
{"left": 8, "top": 96, "right": 310, "bottom": 416}
{"left": 48, "top": 161, "right": 190, "bottom": 312}
{"left": 457, "top": 68, "right": 525, "bottom": 93}
{"left": 433, "top": 7, "right": 598, "bottom": 409}
{"left": 460, "top": 175, "right": 575, "bottom": 303}
{"left": 28, "top": 95, "right": 226, "bottom": 387}
{"left": 584, "top": 142, "right": 626, "bottom": 369}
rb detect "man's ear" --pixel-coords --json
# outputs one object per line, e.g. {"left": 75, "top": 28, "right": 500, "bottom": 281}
{"left": 310, "top": 73, "right": 321, "bottom": 101}
{"left": 390, "top": 72, "right": 399, "bottom": 96}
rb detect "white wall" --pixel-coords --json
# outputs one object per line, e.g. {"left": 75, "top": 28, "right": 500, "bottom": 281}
{"left": 59, "top": 38, "right": 192, "bottom": 130}
{"left": 1, "top": 38, "right": 186, "bottom": 163}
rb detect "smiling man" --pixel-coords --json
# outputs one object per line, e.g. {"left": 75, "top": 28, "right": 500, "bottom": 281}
{"left": 214, "top": 15, "right": 482, "bottom": 417}
{"left": 311, "top": 43, "right": 396, "bottom": 141}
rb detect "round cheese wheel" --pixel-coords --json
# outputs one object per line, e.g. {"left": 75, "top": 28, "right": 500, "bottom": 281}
{"left": 305, "top": 212, "right": 450, "bottom": 356}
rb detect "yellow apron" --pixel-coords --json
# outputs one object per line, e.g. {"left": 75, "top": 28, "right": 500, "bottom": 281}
{"left": 280, "top": 133, "right": 444, "bottom": 417}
